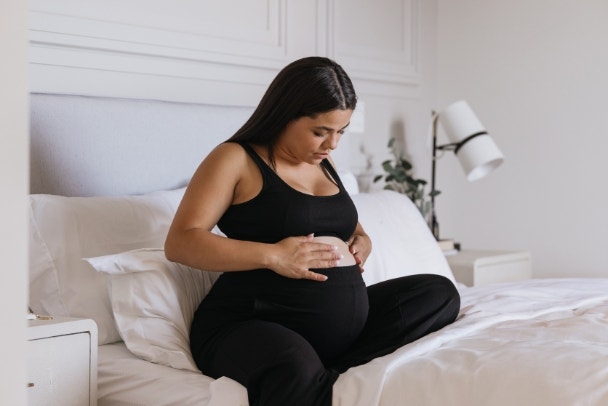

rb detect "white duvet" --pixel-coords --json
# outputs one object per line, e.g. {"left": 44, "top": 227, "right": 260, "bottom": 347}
{"left": 98, "top": 278, "right": 608, "bottom": 406}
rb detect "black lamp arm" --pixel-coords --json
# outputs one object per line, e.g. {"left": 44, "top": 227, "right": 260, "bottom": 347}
{"left": 436, "top": 130, "right": 488, "bottom": 154}
{"left": 430, "top": 114, "right": 440, "bottom": 240}
{"left": 429, "top": 120, "right": 488, "bottom": 240}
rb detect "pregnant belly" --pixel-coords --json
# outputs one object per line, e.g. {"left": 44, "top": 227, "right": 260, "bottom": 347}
{"left": 311, "top": 235, "right": 357, "bottom": 267}
{"left": 253, "top": 264, "right": 369, "bottom": 363}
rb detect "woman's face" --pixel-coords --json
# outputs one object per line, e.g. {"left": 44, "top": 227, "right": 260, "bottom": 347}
{"left": 277, "top": 109, "right": 353, "bottom": 165}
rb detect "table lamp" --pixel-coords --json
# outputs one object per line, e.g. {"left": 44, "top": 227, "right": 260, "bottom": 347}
{"left": 430, "top": 100, "right": 504, "bottom": 242}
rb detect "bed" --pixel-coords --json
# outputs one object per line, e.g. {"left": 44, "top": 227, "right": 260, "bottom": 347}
{"left": 28, "top": 93, "right": 608, "bottom": 405}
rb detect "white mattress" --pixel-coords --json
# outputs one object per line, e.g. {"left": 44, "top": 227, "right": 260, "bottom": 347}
{"left": 98, "top": 278, "right": 608, "bottom": 406}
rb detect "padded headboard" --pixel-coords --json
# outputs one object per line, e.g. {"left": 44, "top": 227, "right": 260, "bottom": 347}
{"left": 29, "top": 94, "right": 254, "bottom": 197}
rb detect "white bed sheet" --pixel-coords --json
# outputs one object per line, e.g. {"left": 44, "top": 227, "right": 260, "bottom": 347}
{"left": 98, "top": 343, "right": 251, "bottom": 406}
{"left": 98, "top": 278, "right": 608, "bottom": 406}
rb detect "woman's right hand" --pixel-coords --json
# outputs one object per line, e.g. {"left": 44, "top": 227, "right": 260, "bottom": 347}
{"left": 269, "top": 234, "right": 343, "bottom": 281}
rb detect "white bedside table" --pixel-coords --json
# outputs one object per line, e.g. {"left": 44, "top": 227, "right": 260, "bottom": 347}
{"left": 27, "top": 316, "right": 98, "bottom": 406}
{"left": 446, "top": 250, "right": 532, "bottom": 287}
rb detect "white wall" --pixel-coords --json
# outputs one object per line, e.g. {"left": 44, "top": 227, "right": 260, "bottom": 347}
{"left": 26, "top": 1, "right": 608, "bottom": 292}
{"left": 27, "top": 0, "right": 440, "bottom": 190}
{"left": 0, "top": 0, "right": 28, "bottom": 404}
{"left": 437, "top": 1, "right": 608, "bottom": 278}
{"left": 350, "top": 0, "right": 438, "bottom": 181}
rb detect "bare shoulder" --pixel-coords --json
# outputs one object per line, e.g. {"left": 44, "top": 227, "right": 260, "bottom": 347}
{"left": 179, "top": 143, "right": 250, "bottom": 220}
{"left": 187, "top": 141, "right": 261, "bottom": 207}
{"left": 193, "top": 142, "right": 247, "bottom": 175}
{"left": 206, "top": 142, "right": 248, "bottom": 164}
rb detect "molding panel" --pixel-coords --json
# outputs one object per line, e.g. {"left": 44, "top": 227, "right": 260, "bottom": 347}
{"left": 28, "top": 0, "right": 290, "bottom": 104}
{"left": 30, "top": 1, "right": 287, "bottom": 66}
{"left": 324, "top": 0, "right": 420, "bottom": 88}
{"left": 28, "top": 1, "right": 422, "bottom": 103}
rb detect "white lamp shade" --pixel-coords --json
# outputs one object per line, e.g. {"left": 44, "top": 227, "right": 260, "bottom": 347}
{"left": 457, "top": 135, "right": 504, "bottom": 181}
{"left": 438, "top": 100, "right": 504, "bottom": 182}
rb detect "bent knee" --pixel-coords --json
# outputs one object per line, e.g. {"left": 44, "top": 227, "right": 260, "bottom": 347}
{"left": 427, "top": 274, "right": 461, "bottom": 323}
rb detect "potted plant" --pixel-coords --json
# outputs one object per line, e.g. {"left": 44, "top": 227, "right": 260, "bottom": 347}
{"left": 373, "top": 137, "right": 439, "bottom": 222}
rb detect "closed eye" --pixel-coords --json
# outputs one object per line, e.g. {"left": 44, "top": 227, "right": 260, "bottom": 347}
{"left": 313, "top": 123, "right": 350, "bottom": 137}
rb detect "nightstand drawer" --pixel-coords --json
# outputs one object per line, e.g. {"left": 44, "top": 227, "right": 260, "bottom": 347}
{"left": 447, "top": 250, "right": 532, "bottom": 287}
{"left": 27, "top": 332, "right": 91, "bottom": 405}
{"left": 27, "top": 317, "right": 98, "bottom": 406}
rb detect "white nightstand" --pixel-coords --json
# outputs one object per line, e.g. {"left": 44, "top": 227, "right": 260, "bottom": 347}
{"left": 446, "top": 250, "right": 532, "bottom": 287}
{"left": 27, "top": 316, "right": 98, "bottom": 406}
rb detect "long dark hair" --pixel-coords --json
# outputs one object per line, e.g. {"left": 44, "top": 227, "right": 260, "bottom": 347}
{"left": 228, "top": 56, "right": 357, "bottom": 166}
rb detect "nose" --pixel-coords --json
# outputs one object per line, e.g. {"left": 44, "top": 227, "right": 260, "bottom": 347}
{"left": 325, "top": 133, "right": 340, "bottom": 150}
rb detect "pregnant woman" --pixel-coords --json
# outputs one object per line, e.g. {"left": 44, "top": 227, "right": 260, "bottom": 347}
{"left": 165, "top": 56, "right": 460, "bottom": 406}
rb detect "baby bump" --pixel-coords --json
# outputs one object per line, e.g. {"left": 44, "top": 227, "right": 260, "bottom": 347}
{"left": 312, "top": 235, "right": 357, "bottom": 267}
{"left": 253, "top": 265, "right": 369, "bottom": 364}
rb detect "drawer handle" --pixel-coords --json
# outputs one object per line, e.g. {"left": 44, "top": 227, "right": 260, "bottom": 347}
{"left": 26, "top": 313, "right": 53, "bottom": 321}
{"left": 27, "top": 382, "right": 35, "bottom": 388}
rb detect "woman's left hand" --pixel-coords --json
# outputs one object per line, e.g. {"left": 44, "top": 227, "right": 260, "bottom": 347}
{"left": 347, "top": 233, "right": 371, "bottom": 273}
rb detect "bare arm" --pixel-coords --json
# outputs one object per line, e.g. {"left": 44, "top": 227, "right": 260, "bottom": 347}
{"left": 164, "top": 143, "right": 341, "bottom": 281}
{"left": 347, "top": 222, "right": 372, "bottom": 273}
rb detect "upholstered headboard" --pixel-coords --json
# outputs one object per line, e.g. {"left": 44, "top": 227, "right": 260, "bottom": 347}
{"left": 29, "top": 93, "right": 254, "bottom": 197}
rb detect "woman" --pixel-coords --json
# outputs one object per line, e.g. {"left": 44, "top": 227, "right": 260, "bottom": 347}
{"left": 165, "top": 56, "right": 460, "bottom": 406}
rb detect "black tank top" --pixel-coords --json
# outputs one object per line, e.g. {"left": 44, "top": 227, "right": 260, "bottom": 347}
{"left": 217, "top": 142, "right": 358, "bottom": 243}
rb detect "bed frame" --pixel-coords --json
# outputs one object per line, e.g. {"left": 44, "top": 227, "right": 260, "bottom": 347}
{"left": 30, "top": 93, "right": 253, "bottom": 197}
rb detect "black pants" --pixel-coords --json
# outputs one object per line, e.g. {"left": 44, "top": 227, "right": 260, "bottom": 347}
{"left": 190, "top": 269, "right": 460, "bottom": 406}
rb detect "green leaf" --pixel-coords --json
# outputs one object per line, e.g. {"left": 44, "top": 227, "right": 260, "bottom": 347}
{"left": 382, "top": 161, "right": 394, "bottom": 172}
{"left": 399, "top": 159, "right": 413, "bottom": 171}
{"left": 377, "top": 136, "right": 436, "bottom": 230}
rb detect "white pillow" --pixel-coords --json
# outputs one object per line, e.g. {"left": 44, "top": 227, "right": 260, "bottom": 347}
{"left": 351, "top": 190, "right": 456, "bottom": 286}
{"left": 86, "top": 248, "right": 221, "bottom": 372}
{"left": 337, "top": 169, "right": 359, "bottom": 195}
{"left": 28, "top": 188, "right": 186, "bottom": 345}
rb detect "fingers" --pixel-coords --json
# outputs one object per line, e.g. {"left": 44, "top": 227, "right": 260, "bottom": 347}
{"left": 304, "top": 270, "right": 328, "bottom": 282}
{"left": 299, "top": 251, "right": 344, "bottom": 282}
{"left": 300, "top": 238, "right": 342, "bottom": 265}
{"left": 308, "top": 241, "right": 340, "bottom": 254}
{"left": 308, "top": 254, "right": 344, "bottom": 270}
{"left": 348, "top": 234, "right": 371, "bottom": 270}
{"left": 347, "top": 236, "right": 359, "bottom": 254}
{"left": 294, "top": 243, "right": 342, "bottom": 281}
{"left": 348, "top": 236, "right": 366, "bottom": 255}
{"left": 348, "top": 238, "right": 366, "bottom": 273}
{"left": 273, "top": 235, "right": 345, "bottom": 281}
{"left": 352, "top": 253, "right": 365, "bottom": 273}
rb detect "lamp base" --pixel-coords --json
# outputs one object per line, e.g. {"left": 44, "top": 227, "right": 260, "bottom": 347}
{"left": 437, "top": 238, "right": 460, "bottom": 255}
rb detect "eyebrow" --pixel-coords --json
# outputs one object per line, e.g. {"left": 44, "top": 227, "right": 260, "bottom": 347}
{"left": 313, "top": 123, "right": 351, "bottom": 132}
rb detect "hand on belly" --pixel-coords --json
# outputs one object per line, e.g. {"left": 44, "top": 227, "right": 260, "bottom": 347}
{"left": 311, "top": 236, "right": 357, "bottom": 267}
